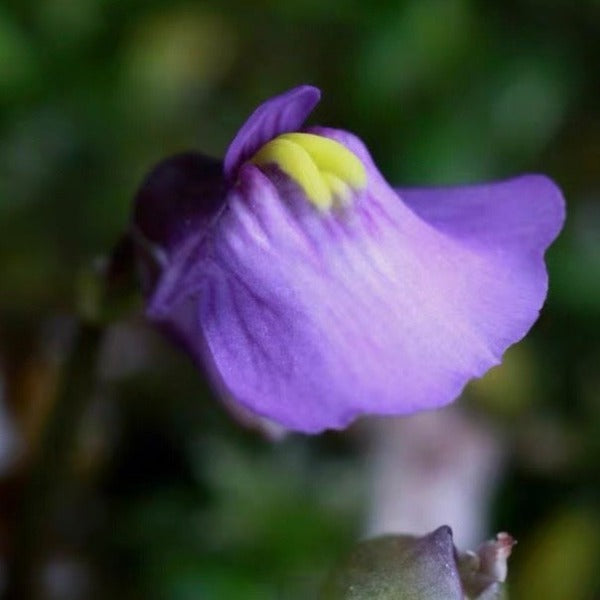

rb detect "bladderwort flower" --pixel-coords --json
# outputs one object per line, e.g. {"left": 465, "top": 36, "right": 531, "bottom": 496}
{"left": 131, "top": 85, "right": 565, "bottom": 433}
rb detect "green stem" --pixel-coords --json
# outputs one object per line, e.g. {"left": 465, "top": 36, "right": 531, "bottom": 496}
{"left": 6, "top": 322, "right": 102, "bottom": 600}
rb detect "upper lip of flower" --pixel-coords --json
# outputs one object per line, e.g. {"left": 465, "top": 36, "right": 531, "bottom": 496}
{"left": 133, "top": 85, "right": 565, "bottom": 433}
{"left": 223, "top": 84, "right": 322, "bottom": 179}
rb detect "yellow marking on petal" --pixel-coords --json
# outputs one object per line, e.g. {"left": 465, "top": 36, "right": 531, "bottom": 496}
{"left": 280, "top": 133, "right": 366, "bottom": 190}
{"left": 250, "top": 132, "right": 367, "bottom": 210}
{"left": 251, "top": 137, "right": 332, "bottom": 210}
{"left": 321, "top": 171, "right": 351, "bottom": 205}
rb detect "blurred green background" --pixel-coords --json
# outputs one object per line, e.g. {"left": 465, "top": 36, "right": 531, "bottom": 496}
{"left": 0, "top": 0, "right": 599, "bottom": 598}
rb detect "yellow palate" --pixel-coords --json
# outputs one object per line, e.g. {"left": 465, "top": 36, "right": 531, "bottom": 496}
{"left": 250, "top": 132, "right": 367, "bottom": 210}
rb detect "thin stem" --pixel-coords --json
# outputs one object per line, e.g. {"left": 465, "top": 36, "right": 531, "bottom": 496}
{"left": 6, "top": 323, "right": 102, "bottom": 600}
{"left": 365, "top": 407, "right": 505, "bottom": 550}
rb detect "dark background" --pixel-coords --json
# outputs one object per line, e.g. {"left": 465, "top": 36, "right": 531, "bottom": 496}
{"left": 0, "top": 0, "right": 599, "bottom": 598}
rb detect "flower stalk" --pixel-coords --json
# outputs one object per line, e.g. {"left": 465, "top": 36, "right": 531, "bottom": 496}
{"left": 6, "top": 322, "right": 101, "bottom": 599}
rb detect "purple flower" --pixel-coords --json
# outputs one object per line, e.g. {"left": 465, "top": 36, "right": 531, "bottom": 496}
{"left": 131, "top": 85, "right": 565, "bottom": 433}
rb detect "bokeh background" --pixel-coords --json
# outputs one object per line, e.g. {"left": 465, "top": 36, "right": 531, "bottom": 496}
{"left": 1, "top": 0, "right": 599, "bottom": 598}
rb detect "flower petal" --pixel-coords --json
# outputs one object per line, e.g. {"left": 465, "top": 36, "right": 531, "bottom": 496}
{"left": 223, "top": 85, "right": 321, "bottom": 179}
{"left": 396, "top": 175, "right": 565, "bottom": 256}
{"left": 148, "top": 129, "right": 564, "bottom": 433}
